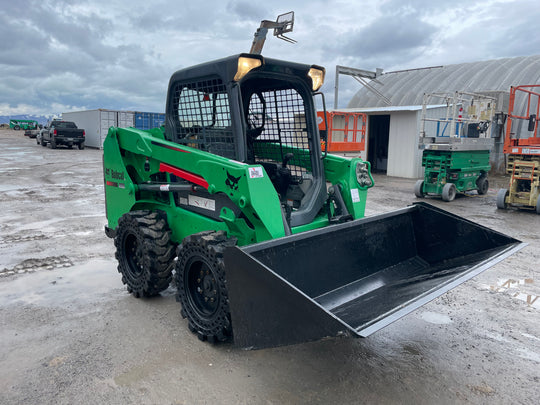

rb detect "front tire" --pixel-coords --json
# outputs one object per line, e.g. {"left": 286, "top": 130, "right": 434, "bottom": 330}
{"left": 442, "top": 183, "right": 456, "bottom": 202}
{"left": 175, "top": 231, "right": 236, "bottom": 343}
{"left": 114, "top": 211, "right": 176, "bottom": 298}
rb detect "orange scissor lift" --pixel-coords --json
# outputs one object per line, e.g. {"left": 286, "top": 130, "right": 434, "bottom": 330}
{"left": 317, "top": 110, "right": 367, "bottom": 156}
{"left": 497, "top": 85, "right": 540, "bottom": 213}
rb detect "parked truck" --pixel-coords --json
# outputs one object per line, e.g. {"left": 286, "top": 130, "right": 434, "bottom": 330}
{"left": 39, "top": 119, "right": 85, "bottom": 149}
{"left": 102, "top": 13, "right": 523, "bottom": 349}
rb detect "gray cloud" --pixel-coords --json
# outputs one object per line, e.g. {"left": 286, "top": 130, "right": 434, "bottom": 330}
{"left": 227, "top": 1, "right": 269, "bottom": 20}
{"left": 1, "top": 0, "right": 539, "bottom": 116}
{"left": 346, "top": 17, "right": 435, "bottom": 55}
{"left": 321, "top": 12, "right": 437, "bottom": 71}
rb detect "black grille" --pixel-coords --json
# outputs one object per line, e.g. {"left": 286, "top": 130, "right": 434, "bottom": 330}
{"left": 250, "top": 89, "right": 312, "bottom": 178}
{"left": 173, "top": 77, "right": 236, "bottom": 159}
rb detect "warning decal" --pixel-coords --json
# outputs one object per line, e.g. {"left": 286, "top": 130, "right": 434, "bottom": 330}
{"left": 249, "top": 166, "right": 264, "bottom": 179}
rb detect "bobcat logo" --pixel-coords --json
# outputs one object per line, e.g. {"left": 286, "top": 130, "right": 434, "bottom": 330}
{"left": 225, "top": 171, "right": 241, "bottom": 190}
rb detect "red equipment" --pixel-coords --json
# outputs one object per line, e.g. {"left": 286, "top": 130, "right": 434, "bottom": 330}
{"left": 317, "top": 110, "right": 366, "bottom": 154}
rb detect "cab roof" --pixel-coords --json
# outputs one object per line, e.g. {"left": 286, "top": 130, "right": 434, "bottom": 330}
{"left": 168, "top": 53, "right": 324, "bottom": 91}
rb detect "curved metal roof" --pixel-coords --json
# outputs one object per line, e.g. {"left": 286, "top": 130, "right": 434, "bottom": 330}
{"left": 347, "top": 55, "right": 540, "bottom": 108}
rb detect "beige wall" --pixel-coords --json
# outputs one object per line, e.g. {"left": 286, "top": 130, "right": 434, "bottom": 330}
{"left": 387, "top": 111, "right": 422, "bottom": 178}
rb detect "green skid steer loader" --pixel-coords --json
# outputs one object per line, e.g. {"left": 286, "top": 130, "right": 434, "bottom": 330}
{"left": 103, "top": 14, "right": 524, "bottom": 349}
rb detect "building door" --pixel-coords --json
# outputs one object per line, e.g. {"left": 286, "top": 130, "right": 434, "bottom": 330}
{"left": 367, "top": 115, "right": 390, "bottom": 173}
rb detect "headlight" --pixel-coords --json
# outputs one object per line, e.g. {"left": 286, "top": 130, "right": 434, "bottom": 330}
{"left": 308, "top": 67, "right": 325, "bottom": 91}
{"left": 234, "top": 56, "right": 262, "bottom": 81}
{"left": 355, "top": 161, "right": 373, "bottom": 188}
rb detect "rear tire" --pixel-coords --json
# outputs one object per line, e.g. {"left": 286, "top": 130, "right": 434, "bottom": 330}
{"left": 175, "top": 231, "right": 236, "bottom": 343}
{"left": 442, "top": 183, "right": 456, "bottom": 202}
{"left": 414, "top": 180, "right": 425, "bottom": 198}
{"left": 41, "top": 138, "right": 47, "bottom": 147}
{"left": 50, "top": 138, "right": 57, "bottom": 149}
{"left": 78, "top": 142, "right": 85, "bottom": 150}
{"left": 114, "top": 210, "right": 176, "bottom": 298}
{"left": 476, "top": 176, "right": 489, "bottom": 195}
{"left": 14, "top": 125, "right": 20, "bottom": 130}
{"left": 496, "top": 188, "right": 509, "bottom": 210}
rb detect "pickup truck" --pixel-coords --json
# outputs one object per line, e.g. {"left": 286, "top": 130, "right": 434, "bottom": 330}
{"left": 25, "top": 126, "right": 42, "bottom": 138}
{"left": 39, "top": 120, "right": 85, "bottom": 149}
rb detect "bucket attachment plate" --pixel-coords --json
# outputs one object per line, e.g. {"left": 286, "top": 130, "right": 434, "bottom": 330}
{"left": 224, "top": 202, "right": 524, "bottom": 349}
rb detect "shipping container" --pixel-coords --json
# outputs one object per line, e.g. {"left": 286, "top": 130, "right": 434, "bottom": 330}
{"left": 62, "top": 109, "right": 135, "bottom": 148}
{"left": 134, "top": 112, "right": 165, "bottom": 130}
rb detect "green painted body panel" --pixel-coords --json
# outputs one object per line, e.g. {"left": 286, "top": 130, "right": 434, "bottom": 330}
{"left": 290, "top": 213, "right": 331, "bottom": 234}
{"left": 421, "top": 149, "right": 490, "bottom": 195}
{"left": 323, "top": 153, "right": 373, "bottom": 218}
{"left": 103, "top": 128, "right": 372, "bottom": 246}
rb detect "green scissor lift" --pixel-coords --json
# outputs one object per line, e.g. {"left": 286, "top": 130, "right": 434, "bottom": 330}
{"left": 415, "top": 91, "right": 496, "bottom": 202}
{"left": 415, "top": 148, "right": 490, "bottom": 202}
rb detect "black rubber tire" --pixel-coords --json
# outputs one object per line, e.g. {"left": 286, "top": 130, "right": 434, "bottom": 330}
{"left": 414, "top": 179, "right": 425, "bottom": 198}
{"left": 41, "top": 138, "right": 47, "bottom": 147}
{"left": 78, "top": 142, "right": 85, "bottom": 150}
{"left": 50, "top": 138, "right": 57, "bottom": 149}
{"left": 442, "top": 183, "right": 456, "bottom": 202}
{"left": 114, "top": 210, "right": 176, "bottom": 298}
{"left": 175, "top": 231, "right": 236, "bottom": 343}
{"left": 536, "top": 195, "right": 540, "bottom": 215}
{"left": 14, "top": 125, "right": 20, "bottom": 130}
{"left": 476, "top": 176, "right": 489, "bottom": 195}
{"left": 496, "top": 188, "right": 509, "bottom": 210}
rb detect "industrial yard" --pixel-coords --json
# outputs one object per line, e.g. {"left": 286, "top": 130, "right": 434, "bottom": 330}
{"left": 0, "top": 128, "right": 538, "bottom": 404}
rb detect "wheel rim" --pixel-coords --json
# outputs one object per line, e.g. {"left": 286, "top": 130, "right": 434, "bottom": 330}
{"left": 124, "top": 233, "right": 143, "bottom": 278}
{"left": 185, "top": 257, "right": 220, "bottom": 318}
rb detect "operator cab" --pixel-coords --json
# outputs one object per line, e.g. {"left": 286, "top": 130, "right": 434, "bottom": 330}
{"left": 165, "top": 54, "right": 328, "bottom": 228}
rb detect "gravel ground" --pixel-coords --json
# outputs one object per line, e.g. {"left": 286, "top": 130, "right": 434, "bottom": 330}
{"left": 0, "top": 128, "right": 538, "bottom": 404}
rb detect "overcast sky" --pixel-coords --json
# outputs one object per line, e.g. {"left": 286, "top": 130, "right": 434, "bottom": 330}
{"left": 1, "top": 0, "right": 539, "bottom": 116}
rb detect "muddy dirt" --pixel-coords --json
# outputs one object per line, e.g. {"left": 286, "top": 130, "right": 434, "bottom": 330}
{"left": 0, "top": 129, "right": 538, "bottom": 404}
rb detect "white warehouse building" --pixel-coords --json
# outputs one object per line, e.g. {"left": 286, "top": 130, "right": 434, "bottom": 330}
{"left": 344, "top": 55, "right": 540, "bottom": 178}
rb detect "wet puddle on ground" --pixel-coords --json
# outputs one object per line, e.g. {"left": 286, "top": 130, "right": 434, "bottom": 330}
{"left": 0, "top": 259, "right": 122, "bottom": 307}
{"left": 419, "top": 311, "right": 453, "bottom": 325}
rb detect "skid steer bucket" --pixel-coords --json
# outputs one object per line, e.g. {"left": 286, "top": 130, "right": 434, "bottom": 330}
{"left": 224, "top": 202, "right": 524, "bottom": 349}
